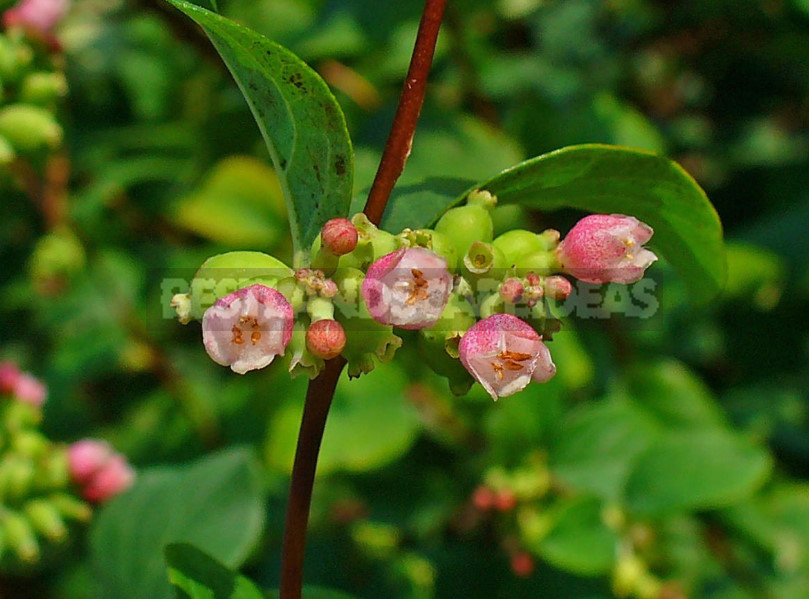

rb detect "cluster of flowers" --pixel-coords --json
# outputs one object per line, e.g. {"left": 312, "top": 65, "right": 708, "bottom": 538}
{"left": 0, "top": 361, "right": 133, "bottom": 567}
{"left": 173, "top": 191, "right": 657, "bottom": 401}
{"left": 0, "top": 0, "right": 69, "bottom": 167}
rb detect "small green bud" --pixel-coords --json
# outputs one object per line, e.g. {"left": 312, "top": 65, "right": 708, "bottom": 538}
{"left": 434, "top": 203, "right": 494, "bottom": 258}
{"left": 19, "top": 72, "right": 68, "bottom": 106}
{"left": 0, "top": 104, "right": 62, "bottom": 152}
{"left": 23, "top": 500, "right": 67, "bottom": 542}
{"left": 332, "top": 267, "right": 402, "bottom": 377}
{"left": 400, "top": 228, "right": 458, "bottom": 271}
{"left": 3, "top": 510, "right": 39, "bottom": 563}
{"left": 284, "top": 320, "right": 324, "bottom": 379}
{"left": 11, "top": 430, "right": 48, "bottom": 459}
{"left": 2, "top": 456, "right": 35, "bottom": 499}
{"left": 183, "top": 251, "right": 293, "bottom": 321}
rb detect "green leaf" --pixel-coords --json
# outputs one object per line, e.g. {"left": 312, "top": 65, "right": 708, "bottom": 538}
{"left": 164, "top": 0, "right": 353, "bottom": 253}
{"left": 165, "top": 544, "right": 265, "bottom": 599}
{"left": 624, "top": 430, "right": 772, "bottom": 516}
{"left": 91, "top": 448, "right": 267, "bottom": 599}
{"left": 265, "top": 362, "right": 421, "bottom": 475}
{"left": 464, "top": 144, "right": 726, "bottom": 303}
{"left": 621, "top": 359, "right": 727, "bottom": 431}
{"left": 533, "top": 497, "right": 619, "bottom": 576}
{"left": 172, "top": 156, "right": 287, "bottom": 248}
{"left": 550, "top": 398, "right": 661, "bottom": 501}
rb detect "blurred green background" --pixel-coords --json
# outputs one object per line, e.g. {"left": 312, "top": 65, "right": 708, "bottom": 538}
{"left": 2, "top": 0, "right": 809, "bottom": 597}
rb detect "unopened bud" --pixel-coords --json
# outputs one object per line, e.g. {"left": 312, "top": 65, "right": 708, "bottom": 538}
{"left": 321, "top": 218, "right": 358, "bottom": 256}
{"left": 499, "top": 277, "right": 525, "bottom": 304}
{"left": 472, "top": 485, "right": 496, "bottom": 511}
{"left": 494, "top": 488, "right": 517, "bottom": 512}
{"left": 306, "top": 319, "right": 346, "bottom": 360}
{"left": 543, "top": 275, "right": 572, "bottom": 300}
{"left": 510, "top": 551, "right": 534, "bottom": 578}
{"left": 0, "top": 360, "right": 21, "bottom": 393}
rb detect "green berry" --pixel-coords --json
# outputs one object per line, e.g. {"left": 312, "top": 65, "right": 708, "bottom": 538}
{"left": 0, "top": 104, "right": 62, "bottom": 152}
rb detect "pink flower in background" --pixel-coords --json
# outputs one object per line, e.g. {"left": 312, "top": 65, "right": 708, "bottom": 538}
{"left": 202, "top": 284, "right": 293, "bottom": 374}
{"left": 459, "top": 313, "right": 555, "bottom": 401}
{"left": 362, "top": 247, "right": 452, "bottom": 329}
{"left": 556, "top": 214, "right": 657, "bottom": 284}
{"left": 13, "top": 373, "right": 47, "bottom": 407}
{"left": 0, "top": 361, "right": 21, "bottom": 394}
{"left": 3, "top": 0, "right": 70, "bottom": 36}
{"left": 68, "top": 439, "right": 135, "bottom": 503}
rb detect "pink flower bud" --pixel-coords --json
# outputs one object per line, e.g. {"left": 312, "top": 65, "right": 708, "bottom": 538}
{"left": 202, "top": 284, "right": 293, "bottom": 374}
{"left": 361, "top": 247, "right": 452, "bottom": 330}
{"left": 68, "top": 439, "right": 135, "bottom": 503}
{"left": 306, "top": 319, "right": 347, "bottom": 360}
{"left": 13, "top": 373, "right": 47, "bottom": 407}
{"left": 0, "top": 361, "right": 21, "bottom": 394}
{"left": 556, "top": 214, "right": 657, "bottom": 284}
{"left": 321, "top": 218, "right": 358, "bottom": 256}
{"left": 499, "top": 278, "right": 525, "bottom": 304}
{"left": 511, "top": 551, "right": 535, "bottom": 578}
{"left": 459, "top": 314, "right": 555, "bottom": 401}
{"left": 472, "top": 485, "right": 496, "bottom": 511}
{"left": 543, "top": 275, "right": 573, "bottom": 301}
{"left": 68, "top": 439, "right": 112, "bottom": 485}
{"left": 3, "top": 0, "right": 70, "bottom": 36}
{"left": 82, "top": 455, "right": 135, "bottom": 503}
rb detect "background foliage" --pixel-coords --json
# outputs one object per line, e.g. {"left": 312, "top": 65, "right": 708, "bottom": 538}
{"left": 2, "top": 0, "right": 809, "bottom": 597}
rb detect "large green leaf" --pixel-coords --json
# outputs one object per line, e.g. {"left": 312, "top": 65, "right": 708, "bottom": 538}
{"left": 624, "top": 431, "right": 772, "bottom": 516}
{"left": 265, "top": 362, "right": 421, "bottom": 475}
{"left": 533, "top": 497, "right": 619, "bottom": 576}
{"left": 164, "top": 0, "right": 353, "bottom": 253}
{"left": 166, "top": 544, "right": 265, "bottom": 599}
{"left": 549, "top": 398, "right": 661, "bottom": 501}
{"left": 91, "top": 448, "right": 267, "bottom": 599}
{"left": 468, "top": 144, "right": 726, "bottom": 303}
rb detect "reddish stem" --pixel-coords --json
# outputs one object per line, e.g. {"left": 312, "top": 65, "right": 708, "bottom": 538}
{"left": 279, "top": 1, "right": 447, "bottom": 597}
{"left": 364, "top": 0, "right": 449, "bottom": 226}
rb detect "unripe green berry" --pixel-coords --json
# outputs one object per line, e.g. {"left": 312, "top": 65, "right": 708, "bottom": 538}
{"left": 178, "top": 251, "right": 293, "bottom": 322}
{"left": 24, "top": 500, "right": 67, "bottom": 541}
{"left": 3, "top": 510, "right": 39, "bottom": 562}
{"left": 492, "top": 230, "right": 545, "bottom": 266}
{"left": 0, "top": 104, "right": 62, "bottom": 152}
{"left": 435, "top": 204, "right": 494, "bottom": 258}
{"left": 19, "top": 72, "right": 68, "bottom": 106}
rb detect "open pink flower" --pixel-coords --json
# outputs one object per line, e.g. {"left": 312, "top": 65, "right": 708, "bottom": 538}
{"left": 202, "top": 284, "right": 293, "bottom": 374}
{"left": 556, "top": 214, "right": 657, "bottom": 284}
{"left": 459, "top": 314, "right": 555, "bottom": 401}
{"left": 361, "top": 247, "right": 452, "bottom": 329}
{"left": 68, "top": 439, "right": 135, "bottom": 503}
{"left": 3, "top": 0, "right": 70, "bottom": 36}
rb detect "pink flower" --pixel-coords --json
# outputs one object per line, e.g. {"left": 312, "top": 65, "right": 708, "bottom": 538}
{"left": 556, "top": 214, "right": 657, "bottom": 284}
{"left": 361, "top": 247, "right": 452, "bottom": 329}
{"left": 0, "top": 361, "right": 21, "bottom": 394}
{"left": 3, "top": 0, "right": 70, "bottom": 36}
{"left": 202, "top": 284, "right": 293, "bottom": 374}
{"left": 68, "top": 439, "right": 135, "bottom": 503}
{"left": 68, "top": 439, "right": 112, "bottom": 485}
{"left": 82, "top": 455, "right": 135, "bottom": 504}
{"left": 13, "top": 372, "right": 47, "bottom": 407}
{"left": 459, "top": 314, "right": 555, "bottom": 401}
